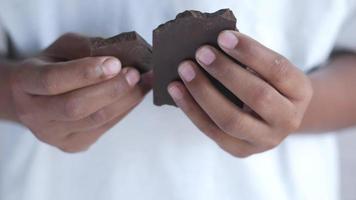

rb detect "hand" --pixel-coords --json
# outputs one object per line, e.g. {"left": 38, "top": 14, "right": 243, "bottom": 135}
{"left": 168, "top": 31, "right": 313, "bottom": 158}
{"left": 10, "top": 33, "right": 152, "bottom": 153}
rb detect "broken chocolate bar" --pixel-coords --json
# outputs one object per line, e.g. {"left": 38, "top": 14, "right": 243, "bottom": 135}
{"left": 153, "top": 9, "right": 243, "bottom": 107}
{"left": 91, "top": 31, "right": 152, "bottom": 73}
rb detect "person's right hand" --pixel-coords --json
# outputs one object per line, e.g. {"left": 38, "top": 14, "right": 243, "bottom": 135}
{"left": 10, "top": 33, "right": 152, "bottom": 153}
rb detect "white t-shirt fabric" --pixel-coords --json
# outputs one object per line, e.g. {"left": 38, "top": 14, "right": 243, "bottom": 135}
{"left": 0, "top": 0, "right": 355, "bottom": 199}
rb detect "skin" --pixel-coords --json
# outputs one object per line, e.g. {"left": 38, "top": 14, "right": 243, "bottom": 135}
{"left": 1, "top": 31, "right": 356, "bottom": 155}
{"left": 168, "top": 31, "right": 356, "bottom": 158}
{"left": 301, "top": 54, "right": 356, "bottom": 132}
{"left": 0, "top": 33, "right": 153, "bottom": 153}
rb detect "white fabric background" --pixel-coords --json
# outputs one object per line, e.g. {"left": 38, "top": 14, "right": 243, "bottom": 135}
{"left": 0, "top": 0, "right": 355, "bottom": 200}
{"left": 339, "top": 130, "right": 356, "bottom": 200}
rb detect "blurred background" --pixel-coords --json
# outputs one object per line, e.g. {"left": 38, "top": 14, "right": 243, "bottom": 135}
{"left": 0, "top": 1, "right": 355, "bottom": 199}
{"left": 339, "top": 129, "right": 356, "bottom": 200}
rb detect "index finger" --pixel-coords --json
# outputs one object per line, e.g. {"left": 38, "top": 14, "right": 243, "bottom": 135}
{"left": 217, "top": 31, "right": 309, "bottom": 100}
{"left": 18, "top": 56, "right": 121, "bottom": 95}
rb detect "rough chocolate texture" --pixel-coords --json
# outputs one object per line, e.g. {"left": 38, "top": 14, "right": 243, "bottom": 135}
{"left": 91, "top": 31, "right": 152, "bottom": 73}
{"left": 153, "top": 9, "right": 243, "bottom": 107}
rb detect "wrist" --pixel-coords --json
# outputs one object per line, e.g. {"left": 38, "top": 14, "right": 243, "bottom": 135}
{"left": 298, "top": 54, "right": 356, "bottom": 133}
{"left": 297, "top": 75, "right": 317, "bottom": 133}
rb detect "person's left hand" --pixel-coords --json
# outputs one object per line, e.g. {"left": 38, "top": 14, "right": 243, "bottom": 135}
{"left": 168, "top": 31, "right": 313, "bottom": 158}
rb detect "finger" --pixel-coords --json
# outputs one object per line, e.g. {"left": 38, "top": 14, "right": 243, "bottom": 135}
{"left": 168, "top": 82, "right": 257, "bottom": 158}
{"left": 56, "top": 83, "right": 147, "bottom": 133}
{"left": 59, "top": 111, "right": 129, "bottom": 153}
{"left": 139, "top": 70, "right": 154, "bottom": 93}
{"left": 217, "top": 31, "right": 308, "bottom": 100}
{"left": 40, "top": 67, "right": 140, "bottom": 121}
{"left": 30, "top": 80, "right": 147, "bottom": 143}
{"left": 18, "top": 56, "right": 121, "bottom": 95}
{"left": 195, "top": 45, "right": 294, "bottom": 125}
{"left": 141, "top": 70, "right": 153, "bottom": 85}
{"left": 177, "top": 60, "right": 268, "bottom": 143}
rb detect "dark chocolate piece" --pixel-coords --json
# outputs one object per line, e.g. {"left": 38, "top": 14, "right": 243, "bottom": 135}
{"left": 91, "top": 31, "right": 152, "bottom": 73}
{"left": 153, "top": 9, "right": 243, "bottom": 107}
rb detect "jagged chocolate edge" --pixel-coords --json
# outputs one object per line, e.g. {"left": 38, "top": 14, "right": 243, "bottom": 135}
{"left": 91, "top": 31, "right": 152, "bottom": 52}
{"left": 154, "top": 9, "right": 236, "bottom": 33}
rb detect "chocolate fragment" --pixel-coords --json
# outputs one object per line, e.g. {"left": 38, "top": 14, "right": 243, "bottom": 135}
{"left": 153, "top": 9, "right": 243, "bottom": 107}
{"left": 91, "top": 31, "right": 152, "bottom": 73}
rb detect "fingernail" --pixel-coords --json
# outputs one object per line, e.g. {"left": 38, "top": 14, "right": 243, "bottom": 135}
{"left": 101, "top": 58, "right": 121, "bottom": 76}
{"left": 178, "top": 62, "right": 196, "bottom": 82}
{"left": 196, "top": 47, "right": 216, "bottom": 66}
{"left": 125, "top": 69, "right": 140, "bottom": 86}
{"left": 168, "top": 85, "right": 183, "bottom": 100}
{"left": 218, "top": 31, "right": 238, "bottom": 49}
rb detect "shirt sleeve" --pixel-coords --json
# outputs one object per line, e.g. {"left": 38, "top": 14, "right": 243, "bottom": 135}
{"left": 334, "top": 5, "right": 356, "bottom": 52}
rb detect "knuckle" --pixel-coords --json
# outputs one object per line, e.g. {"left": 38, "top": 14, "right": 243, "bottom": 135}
{"left": 230, "top": 148, "right": 253, "bottom": 158}
{"left": 200, "top": 123, "right": 220, "bottom": 139}
{"left": 220, "top": 114, "right": 249, "bottom": 140}
{"left": 17, "top": 113, "right": 30, "bottom": 124}
{"left": 200, "top": 123, "right": 215, "bottom": 135}
{"left": 210, "top": 60, "right": 231, "bottom": 77}
{"left": 235, "top": 153, "right": 252, "bottom": 158}
{"left": 82, "top": 62, "right": 100, "bottom": 81}
{"left": 59, "top": 32, "right": 76, "bottom": 39}
{"left": 132, "top": 90, "right": 146, "bottom": 104}
{"left": 89, "top": 109, "right": 109, "bottom": 125}
{"left": 11, "top": 79, "right": 22, "bottom": 93}
{"left": 58, "top": 146, "right": 80, "bottom": 154}
{"left": 59, "top": 144, "right": 90, "bottom": 154}
{"left": 253, "top": 86, "right": 274, "bottom": 110}
{"left": 284, "top": 117, "right": 301, "bottom": 132}
{"left": 279, "top": 107, "right": 302, "bottom": 131}
{"left": 217, "top": 137, "right": 255, "bottom": 158}
{"left": 33, "top": 130, "right": 60, "bottom": 147}
{"left": 11, "top": 67, "right": 26, "bottom": 88}
{"left": 33, "top": 131, "right": 49, "bottom": 143}
{"left": 63, "top": 96, "right": 84, "bottom": 119}
{"left": 80, "top": 57, "right": 108, "bottom": 81}
{"left": 271, "top": 55, "right": 291, "bottom": 84}
{"left": 16, "top": 107, "right": 34, "bottom": 123}
{"left": 57, "top": 33, "right": 80, "bottom": 43}
{"left": 263, "top": 137, "right": 282, "bottom": 150}
{"left": 220, "top": 115, "right": 241, "bottom": 134}
{"left": 183, "top": 101, "right": 196, "bottom": 116}
{"left": 39, "top": 67, "right": 58, "bottom": 94}
{"left": 112, "top": 78, "right": 129, "bottom": 96}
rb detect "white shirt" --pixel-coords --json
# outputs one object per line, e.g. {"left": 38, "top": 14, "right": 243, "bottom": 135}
{"left": 0, "top": 0, "right": 355, "bottom": 199}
